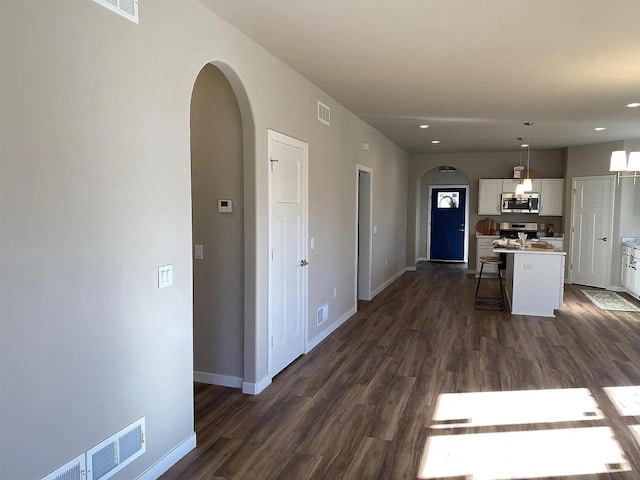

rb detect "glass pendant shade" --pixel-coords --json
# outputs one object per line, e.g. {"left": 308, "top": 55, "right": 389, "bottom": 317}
{"left": 522, "top": 178, "right": 533, "bottom": 192}
{"left": 610, "top": 151, "right": 628, "bottom": 171}
{"left": 627, "top": 152, "right": 640, "bottom": 171}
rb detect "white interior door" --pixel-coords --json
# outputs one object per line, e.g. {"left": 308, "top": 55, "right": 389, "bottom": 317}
{"left": 268, "top": 130, "right": 308, "bottom": 377}
{"left": 570, "top": 176, "right": 614, "bottom": 288}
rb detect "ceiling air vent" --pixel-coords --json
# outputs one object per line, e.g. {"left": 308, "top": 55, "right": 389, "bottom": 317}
{"left": 93, "top": 0, "right": 138, "bottom": 23}
{"left": 318, "top": 101, "right": 331, "bottom": 126}
{"left": 41, "top": 453, "right": 86, "bottom": 480}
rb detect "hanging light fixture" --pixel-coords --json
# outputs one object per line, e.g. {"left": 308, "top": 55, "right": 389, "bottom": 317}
{"left": 523, "top": 143, "right": 533, "bottom": 192}
{"left": 515, "top": 139, "right": 526, "bottom": 195}
{"left": 521, "top": 122, "right": 535, "bottom": 192}
{"left": 610, "top": 150, "right": 640, "bottom": 185}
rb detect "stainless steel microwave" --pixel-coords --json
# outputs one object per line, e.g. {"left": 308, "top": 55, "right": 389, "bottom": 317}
{"left": 501, "top": 192, "right": 540, "bottom": 213}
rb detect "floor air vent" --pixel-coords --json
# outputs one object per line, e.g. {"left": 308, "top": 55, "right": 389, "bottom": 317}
{"left": 86, "top": 417, "right": 146, "bottom": 480}
{"left": 93, "top": 0, "right": 138, "bottom": 23}
{"left": 41, "top": 453, "right": 86, "bottom": 480}
{"left": 318, "top": 101, "right": 330, "bottom": 125}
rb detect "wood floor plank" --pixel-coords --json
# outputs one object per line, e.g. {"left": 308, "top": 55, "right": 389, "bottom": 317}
{"left": 161, "top": 262, "right": 640, "bottom": 480}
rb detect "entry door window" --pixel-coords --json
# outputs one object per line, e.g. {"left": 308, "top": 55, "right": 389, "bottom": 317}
{"left": 437, "top": 192, "right": 460, "bottom": 209}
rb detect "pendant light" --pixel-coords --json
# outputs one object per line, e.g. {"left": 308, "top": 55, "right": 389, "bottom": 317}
{"left": 523, "top": 143, "right": 533, "bottom": 192}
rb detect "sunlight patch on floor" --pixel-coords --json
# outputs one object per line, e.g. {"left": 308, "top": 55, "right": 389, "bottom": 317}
{"left": 604, "top": 386, "right": 640, "bottom": 416}
{"left": 431, "top": 388, "right": 603, "bottom": 428}
{"left": 418, "top": 427, "right": 630, "bottom": 479}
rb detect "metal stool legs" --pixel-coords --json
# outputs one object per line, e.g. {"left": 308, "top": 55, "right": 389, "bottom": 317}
{"left": 475, "top": 257, "right": 505, "bottom": 310}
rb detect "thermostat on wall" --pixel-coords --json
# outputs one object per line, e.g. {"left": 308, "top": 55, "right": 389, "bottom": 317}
{"left": 218, "top": 199, "right": 233, "bottom": 213}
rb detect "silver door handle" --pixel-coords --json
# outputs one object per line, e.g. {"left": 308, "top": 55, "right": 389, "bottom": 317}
{"left": 598, "top": 237, "right": 608, "bottom": 241}
{"left": 299, "top": 259, "right": 309, "bottom": 267}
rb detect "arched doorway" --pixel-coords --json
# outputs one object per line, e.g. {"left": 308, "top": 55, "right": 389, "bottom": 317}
{"left": 189, "top": 62, "right": 256, "bottom": 389}
{"left": 417, "top": 166, "right": 470, "bottom": 263}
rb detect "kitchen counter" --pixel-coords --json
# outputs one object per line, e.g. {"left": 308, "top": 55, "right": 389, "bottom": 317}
{"left": 622, "top": 237, "right": 640, "bottom": 247}
{"left": 495, "top": 245, "right": 566, "bottom": 317}
{"left": 493, "top": 245, "right": 565, "bottom": 255}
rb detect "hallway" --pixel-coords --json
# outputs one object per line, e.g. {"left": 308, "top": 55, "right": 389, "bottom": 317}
{"left": 163, "top": 262, "right": 640, "bottom": 479}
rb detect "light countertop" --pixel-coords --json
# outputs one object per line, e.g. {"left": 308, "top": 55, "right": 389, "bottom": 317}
{"left": 622, "top": 237, "right": 640, "bottom": 247}
{"left": 494, "top": 245, "right": 566, "bottom": 255}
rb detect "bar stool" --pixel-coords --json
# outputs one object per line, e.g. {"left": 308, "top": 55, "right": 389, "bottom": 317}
{"left": 475, "top": 256, "right": 505, "bottom": 310}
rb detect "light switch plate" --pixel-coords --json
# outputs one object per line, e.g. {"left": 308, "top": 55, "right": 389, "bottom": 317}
{"left": 158, "top": 264, "right": 173, "bottom": 288}
{"left": 310, "top": 238, "right": 315, "bottom": 250}
{"left": 194, "top": 245, "right": 204, "bottom": 260}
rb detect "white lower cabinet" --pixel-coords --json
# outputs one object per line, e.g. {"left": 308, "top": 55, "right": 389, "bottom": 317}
{"left": 476, "top": 237, "right": 499, "bottom": 275}
{"left": 621, "top": 245, "right": 640, "bottom": 300}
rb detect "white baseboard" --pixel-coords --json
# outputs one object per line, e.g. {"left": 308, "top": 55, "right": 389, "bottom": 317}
{"left": 371, "top": 267, "right": 407, "bottom": 299}
{"left": 137, "top": 432, "right": 196, "bottom": 480}
{"left": 306, "top": 306, "right": 356, "bottom": 353}
{"left": 242, "top": 376, "right": 271, "bottom": 395}
{"left": 193, "top": 371, "right": 242, "bottom": 389}
{"left": 608, "top": 285, "right": 625, "bottom": 292}
{"left": 406, "top": 266, "right": 416, "bottom": 272}
{"left": 416, "top": 257, "right": 428, "bottom": 262}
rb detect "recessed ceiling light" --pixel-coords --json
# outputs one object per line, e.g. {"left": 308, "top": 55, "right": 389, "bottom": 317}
{"left": 432, "top": 140, "right": 441, "bottom": 144}
{"left": 419, "top": 124, "right": 430, "bottom": 129}
{"left": 627, "top": 103, "right": 640, "bottom": 108}
{"left": 521, "top": 144, "right": 529, "bottom": 148}
{"left": 594, "top": 127, "right": 606, "bottom": 131}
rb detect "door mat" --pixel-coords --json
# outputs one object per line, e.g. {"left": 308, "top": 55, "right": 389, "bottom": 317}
{"left": 581, "top": 290, "right": 640, "bottom": 312}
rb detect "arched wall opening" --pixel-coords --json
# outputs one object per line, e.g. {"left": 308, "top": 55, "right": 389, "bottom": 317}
{"left": 189, "top": 62, "right": 256, "bottom": 387}
{"left": 416, "top": 166, "right": 470, "bottom": 262}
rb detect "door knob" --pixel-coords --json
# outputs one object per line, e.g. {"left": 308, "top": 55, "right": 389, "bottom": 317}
{"left": 299, "top": 259, "right": 309, "bottom": 267}
{"left": 598, "top": 237, "right": 608, "bottom": 241}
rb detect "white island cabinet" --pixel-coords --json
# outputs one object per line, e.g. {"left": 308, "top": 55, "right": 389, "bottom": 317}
{"left": 493, "top": 246, "right": 567, "bottom": 317}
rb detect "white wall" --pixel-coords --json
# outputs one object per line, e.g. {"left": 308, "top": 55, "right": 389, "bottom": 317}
{"left": 0, "top": 1, "right": 408, "bottom": 478}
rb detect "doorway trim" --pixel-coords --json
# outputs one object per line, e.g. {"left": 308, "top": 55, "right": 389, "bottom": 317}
{"left": 568, "top": 174, "right": 615, "bottom": 288}
{"left": 267, "top": 129, "right": 309, "bottom": 379}
{"left": 426, "top": 184, "right": 469, "bottom": 263}
{"left": 354, "top": 164, "right": 373, "bottom": 308}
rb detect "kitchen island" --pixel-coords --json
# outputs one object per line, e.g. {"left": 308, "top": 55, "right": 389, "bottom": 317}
{"left": 493, "top": 245, "right": 566, "bottom": 317}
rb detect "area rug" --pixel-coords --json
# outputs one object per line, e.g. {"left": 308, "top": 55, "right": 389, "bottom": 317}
{"left": 581, "top": 289, "right": 640, "bottom": 312}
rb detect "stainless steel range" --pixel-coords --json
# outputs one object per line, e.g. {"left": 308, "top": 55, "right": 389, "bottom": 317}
{"left": 497, "top": 223, "right": 539, "bottom": 270}
{"left": 499, "top": 222, "right": 538, "bottom": 239}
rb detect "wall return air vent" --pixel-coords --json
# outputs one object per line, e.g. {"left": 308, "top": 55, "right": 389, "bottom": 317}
{"left": 93, "top": 0, "right": 138, "bottom": 23}
{"left": 86, "top": 417, "right": 146, "bottom": 480}
{"left": 41, "top": 453, "right": 86, "bottom": 480}
{"left": 318, "top": 101, "right": 331, "bottom": 126}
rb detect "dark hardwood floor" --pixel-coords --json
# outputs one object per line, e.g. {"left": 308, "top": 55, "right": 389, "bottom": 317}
{"left": 162, "top": 262, "right": 640, "bottom": 480}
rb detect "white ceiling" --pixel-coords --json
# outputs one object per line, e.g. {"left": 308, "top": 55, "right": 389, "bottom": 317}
{"left": 200, "top": 0, "right": 640, "bottom": 153}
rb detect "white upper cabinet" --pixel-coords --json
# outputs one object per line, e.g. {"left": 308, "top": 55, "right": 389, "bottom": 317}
{"left": 501, "top": 179, "right": 521, "bottom": 193}
{"left": 478, "top": 179, "right": 502, "bottom": 215}
{"left": 478, "top": 178, "right": 565, "bottom": 217}
{"left": 503, "top": 178, "right": 541, "bottom": 193}
{"left": 539, "top": 179, "right": 564, "bottom": 216}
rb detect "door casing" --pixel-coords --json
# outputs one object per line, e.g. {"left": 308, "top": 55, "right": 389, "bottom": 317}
{"left": 569, "top": 175, "right": 615, "bottom": 288}
{"left": 355, "top": 164, "right": 373, "bottom": 305}
{"left": 267, "top": 129, "right": 309, "bottom": 377}
{"left": 426, "top": 184, "right": 469, "bottom": 263}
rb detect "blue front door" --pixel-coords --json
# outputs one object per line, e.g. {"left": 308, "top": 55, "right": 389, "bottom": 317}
{"left": 430, "top": 188, "right": 466, "bottom": 261}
